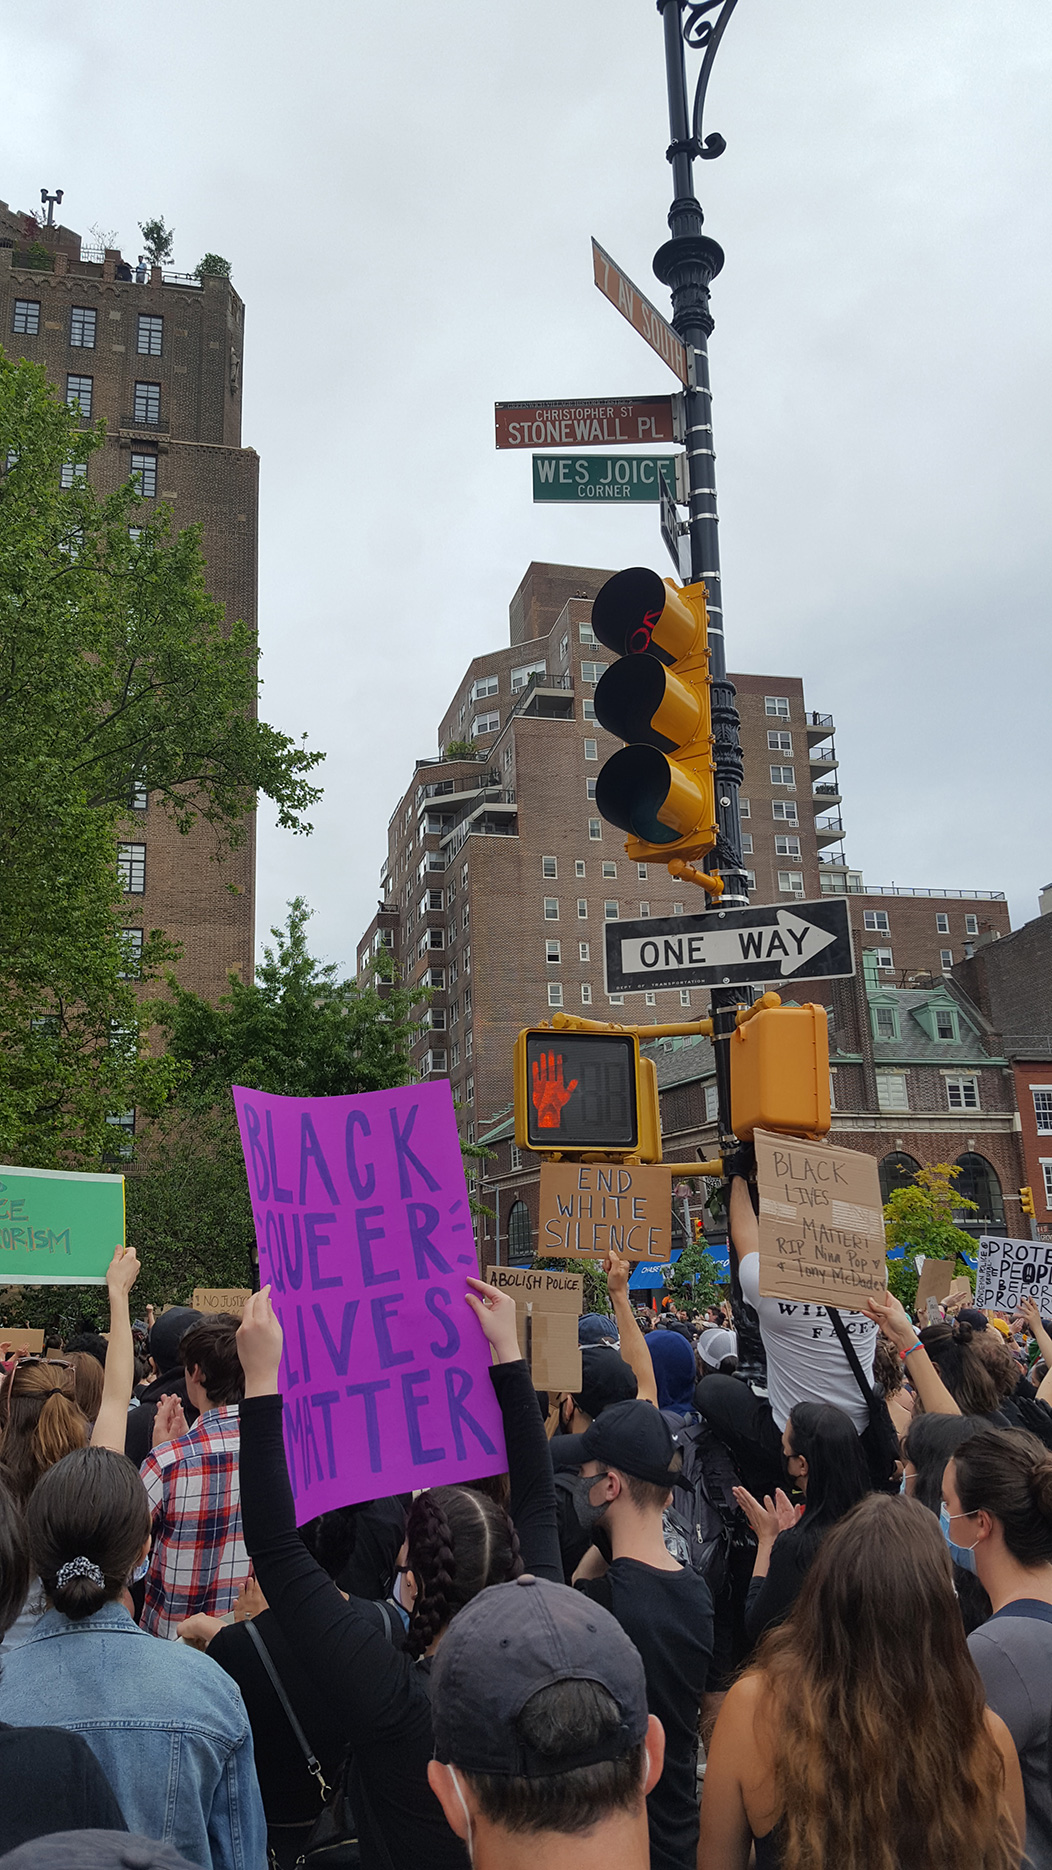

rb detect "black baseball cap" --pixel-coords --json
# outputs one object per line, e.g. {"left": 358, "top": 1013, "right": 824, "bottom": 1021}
{"left": 431, "top": 1575, "right": 648, "bottom": 1776}
{"left": 574, "top": 1345, "right": 637, "bottom": 1421}
{"left": 551, "top": 1399, "right": 682, "bottom": 1489}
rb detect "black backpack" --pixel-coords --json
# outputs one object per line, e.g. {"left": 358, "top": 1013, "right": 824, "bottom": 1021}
{"left": 660, "top": 1412, "right": 750, "bottom": 1596}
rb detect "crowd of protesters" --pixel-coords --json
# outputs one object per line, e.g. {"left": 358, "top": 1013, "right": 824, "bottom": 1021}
{"left": 0, "top": 1161, "right": 1049, "bottom": 1870}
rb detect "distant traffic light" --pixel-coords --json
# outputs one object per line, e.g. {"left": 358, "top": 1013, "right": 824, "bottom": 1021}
{"left": 590, "top": 566, "right": 717, "bottom": 865}
{"left": 729, "top": 1002, "right": 831, "bottom": 1141}
{"left": 1021, "top": 1186, "right": 1036, "bottom": 1219}
{"left": 514, "top": 1028, "right": 661, "bottom": 1160}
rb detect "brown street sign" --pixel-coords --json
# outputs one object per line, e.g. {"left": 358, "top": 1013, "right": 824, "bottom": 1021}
{"left": 495, "top": 396, "right": 679, "bottom": 450}
{"left": 591, "top": 239, "right": 690, "bottom": 386}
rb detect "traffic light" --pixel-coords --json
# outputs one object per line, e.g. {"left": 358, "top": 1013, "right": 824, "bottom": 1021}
{"left": 1021, "top": 1186, "right": 1036, "bottom": 1219}
{"left": 590, "top": 566, "right": 717, "bottom": 864}
{"left": 514, "top": 1028, "right": 661, "bottom": 1161}
{"left": 729, "top": 1003, "right": 831, "bottom": 1141}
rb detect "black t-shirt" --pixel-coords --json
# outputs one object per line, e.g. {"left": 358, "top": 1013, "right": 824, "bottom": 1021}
{"left": 0, "top": 1723, "right": 126, "bottom": 1852}
{"left": 577, "top": 1559, "right": 713, "bottom": 1870}
{"left": 208, "top": 1610, "right": 354, "bottom": 1826}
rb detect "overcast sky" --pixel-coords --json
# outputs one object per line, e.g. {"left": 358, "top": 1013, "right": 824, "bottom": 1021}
{"left": 5, "top": 1, "right": 1050, "bottom": 972}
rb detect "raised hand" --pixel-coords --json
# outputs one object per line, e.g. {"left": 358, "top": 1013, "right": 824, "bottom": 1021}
{"left": 233, "top": 1575, "right": 268, "bottom": 1621}
{"left": 732, "top": 1485, "right": 800, "bottom": 1546}
{"left": 106, "top": 1244, "right": 140, "bottom": 1300}
{"left": 464, "top": 1275, "right": 522, "bottom": 1365}
{"left": 236, "top": 1286, "right": 283, "bottom": 1397}
{"left": 531, "top": 1050, "right": 579, "bottom": 1129}
{"left": 153, "top": 1392, "right": 189, "bottom": 1448}
{"left": 605, "top": 1250, "right": 630, "bottom": 1301}
{"left": 863, "top": 1288, "right": 915, "bottom": 1352}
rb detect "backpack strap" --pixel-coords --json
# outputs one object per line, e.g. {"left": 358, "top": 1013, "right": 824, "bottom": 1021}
{"left": 825, "top": 1306, "right": 879, "bottom": 1422}
{"left": 243, "top": 1617, "right": 329, "bottom": 1800}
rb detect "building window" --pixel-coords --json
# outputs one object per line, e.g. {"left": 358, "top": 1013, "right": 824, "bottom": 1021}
{"left": 133, "top": 381, "right": 161, "bottom": 424}
{"left": 465, "top": 1075, "right": 474, "bottom": 1104}
{"left": 70, "top": 306, "right": 96, "bottom": 349}
{"left": 604, "top": 901, "right": 619, "bottom": 920}
{"left": 450, "top": 1041, "right": 460, "bottom": 1067}
{"left": 579, "top": 941, "right": 590, "bottom": 961}
{"left": 548, "top": 982, "right": 563, "bottom": 1008}
{"left": 13, "top": 300, "right": 40, "bottom": 336}
{"left": 965, "top": 913, "right": 979, "bottom": 936}
{"left": 774, "top": 835, "right": 800, "bottom": 859}
{"left": 579, "top": 622, "right": 596, "bottom": 644}
{"left": 645, "top": 991, "right": 656, "bottom": 1007}
{"left": 127, "top": 779, "right": 148, "bottom": 811}
{"left": 462, "top": 904, "right": 470, "bottom": 929}
{"left": 470, "top": 674, "right": 498, "bottom": 701}
{"left": 935, "top": 1009, "right": 957, "bottom": 1041}
{"left": 778, "top": 871, "right": 804, "bottom": 896}
{"left": 639, "top": 902, "right": 650, "bottom": 917}
{"left": 879, "top": 1151, "right": 922, "bottom": 1202}
{"left": 508, "top": 1200, "right": 532, "bottom": 1265}
{"left": 765, "top": 696, "right": 790, "bottom": 718}
{"left": 673, "top": 902, "right": 684, "bottom": 914}
{"left": 609, "top": 993, "right": 624, "bottom": 1006}
{"left": 582, "top": 700, "right": 596, "bottom": 721}
{"left": 430, "top": 1007, "right": 446, "bottom": 1030}
{"left": 66, "top": 374, "right": 93, "bottom": 418}
{"left": 940, "top": 948, "right": 953, "bottom": 970}
{"left": 954, "top": 1153, "right": 1003, "bottom": 1226}
{"left": 465, "top": 1029, "right": 473, "bottom": 1056}
{"left": 863, "top": 910, "right": 890, "bottom": 933}
{"left": 705, "top": 1084, "right": 720, "bottom": 1121}
{"left": 680, "top": 989, "right": 691, "bottom": 1007}
{"left": 581, "top": 983, "right": 592, "bottom": 1005}
{"left": 739, "top": 798, "right": 750, "bottom": 818}
{"left": 106, "top": 1109, "right": 136, "bottom": 1141}
{"left": 130, "top": 453, "right": 157, "bottom": 497}
{"left": 1032, "top": 1089, "right": 1052, "bottom": 1134}
{"left": 744, "top": 870, "right": 757, "bottom": 891}
{"left": 542, "top": 855, "right": 557, "bottom": 879}
{"left": 636, "top": 864, "right": 648, "bottom": 879}
{"left": 118, "top": 928, "right": 144, "bottom": 979}
{"left": 772, "top": 800, "right": 798, "bottom": 825}
{"left": 872, "top": 1005, "right": 898, "bottom": 1041}
{"left": 584, "top": 738, "right": 598, "bottom": 761}
{"left": 741, "top": 833, "right": 753, "bottom": 855}
{"left": 588, "top": 819, "right": 602, "bottom": 840}
{"left": 543, "top": 898, "right": 559, "bottom": 921}
{"left": 546, "top": 939, "right": 561, "bottom": 962}
{"left": 117, "top": 843, "right": 146, "bottom": 893}
{"left": 511, "top": 660, "right": 545, "bottom": 691}
{"left": 1041, "top": 1162, "right": 1052, "bottom": 1209}
{"left": 586, "top": 779, "right": 597, "bottom": 799}
{"left": 581, "top": 661, "right": 608, "bottom": 685}
{"left": 602, "top": 861, "right": 617, "bottom": 879}
{"left": 946, "top": 1076, "right": 979, "bottom": 1111}
{"left": 510, "top": 1143, "right": 522, "bottom": 1171}
{"left": 59, "top": 461, "right": 88, "bottom": 488}
{"left": 575, "top": 860, "right": 586, "bottom": 877}
{"left": 471, "top": 711, "right": 499, "bottom": 736}
{"left": 137, "top": 314, "right": 164, "bottom": 356}
{"left": 559, "top": 634, "right": 569, "bottom": 662}
{"left": 427, "top": 927, "right": 444, "bottom": 949}
{"left": 767, "top": 730, "right": 792, "bottom": 753}
{"left": 577, "top": 900, "right": 588, "bottom": 920}
{"left": 936, "top": 912, "right": 950, "bottom": 934}
{"left": 872, "top": 946, "right": 894, "bottom": 970}
{"left": 877, "top": 1073, "right": 909, "bottom": 1112}
{"left": 770, "top": 766, "right": 795, "bottom": 788}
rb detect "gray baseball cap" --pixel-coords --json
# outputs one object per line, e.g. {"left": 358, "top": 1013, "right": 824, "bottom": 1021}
{"left": 0, "top": 1834, "right": 202, "bottom": 1870}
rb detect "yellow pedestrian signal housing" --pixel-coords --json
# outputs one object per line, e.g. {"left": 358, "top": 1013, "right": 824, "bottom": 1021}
{"left": 514, "top": 1028, "right": 662, "bottom": 1162}
{"left": 590, "top": 567, "right": 717, "bottom": 865}
{"left": 729, "top": 1003, "right": 831, "bottom": 1141}
{"left": 1021, "top": 1186, "right": 1036, "bottom": 1219}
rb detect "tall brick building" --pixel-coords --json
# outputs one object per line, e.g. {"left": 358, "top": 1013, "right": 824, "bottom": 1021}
{"left": 0, "top": 198, "right": 257, "bottom": 1003}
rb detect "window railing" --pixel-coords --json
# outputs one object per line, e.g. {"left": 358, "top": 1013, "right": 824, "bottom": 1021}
{"left": 862, "top": 886, "right": 1006, "bottom": 902}
{"left": 161, "top": 271, "right": 203, "bottom": 289}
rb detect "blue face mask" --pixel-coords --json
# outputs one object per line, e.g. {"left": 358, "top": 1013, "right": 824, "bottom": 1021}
{"left": 940, "top": 1503, "right": 979, "bottom": 1574}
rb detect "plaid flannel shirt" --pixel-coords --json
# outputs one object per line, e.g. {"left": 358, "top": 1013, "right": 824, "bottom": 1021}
{"left": 139, "top": 1404, "right": 249, "bottom": 1638}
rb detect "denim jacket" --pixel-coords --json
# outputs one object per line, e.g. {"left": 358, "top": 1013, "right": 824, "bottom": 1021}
{"left": 0, "top": 1603, "right": 266, "bottom": 1870}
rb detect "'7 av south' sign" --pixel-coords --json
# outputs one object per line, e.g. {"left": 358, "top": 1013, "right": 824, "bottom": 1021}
{"left": 604, "top": 898, "right": 855, "bottom": 993}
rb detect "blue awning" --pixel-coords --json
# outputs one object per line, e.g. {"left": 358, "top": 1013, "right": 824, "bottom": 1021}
{"left": 629, "top": 1249, "right": 682, "bottom": 1289}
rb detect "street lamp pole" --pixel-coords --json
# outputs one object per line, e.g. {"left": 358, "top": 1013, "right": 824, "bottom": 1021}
{"left": 653, "top": 0, "right": 747, "bottom": 1147}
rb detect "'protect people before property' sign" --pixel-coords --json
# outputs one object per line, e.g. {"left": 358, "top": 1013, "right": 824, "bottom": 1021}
{"left": 233, "top": 1081, "right": 507, "bottom": 1521}
{"left": 975, "top": 1235, "right": 1052, "bottom": 1311}
{"left": 0, "top": 1165, "right": 124, "bottom": 1285}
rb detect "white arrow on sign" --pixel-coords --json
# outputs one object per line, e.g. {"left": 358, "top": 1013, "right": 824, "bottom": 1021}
{"left": 617, "top": 910, "right": 838, "bottom": 980}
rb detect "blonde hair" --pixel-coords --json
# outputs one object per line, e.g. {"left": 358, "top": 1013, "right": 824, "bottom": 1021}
{"left": 0, "top": 1360, "right": 89, "bottom": 1506}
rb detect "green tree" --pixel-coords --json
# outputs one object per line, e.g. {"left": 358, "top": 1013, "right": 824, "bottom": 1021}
{"left": 668, "top": 1236, "right": 726, "bottom": 1310}
{"left": 884, "top": 1163, "right": 977, "bottom": 1310}
{"left": 194, "top": 253, "right": 232, "bottom": 281}
{"left": 0, "top": 352, "right": 323, "bottom": 1169}
{"left": 443, "top": 740, "right": 478, "bottom": 761}
{"left": 137, "top": 218, "right": 174, "bottom": 266}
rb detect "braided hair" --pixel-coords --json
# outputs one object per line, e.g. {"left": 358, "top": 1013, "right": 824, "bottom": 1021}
{"left": 404, "top": 1484, "right": 523, "bottom": 1659}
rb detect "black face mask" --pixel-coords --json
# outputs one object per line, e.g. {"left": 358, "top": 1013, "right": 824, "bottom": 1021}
{"left": 555, "top": 1472, "right": 611, "bottom": 1538}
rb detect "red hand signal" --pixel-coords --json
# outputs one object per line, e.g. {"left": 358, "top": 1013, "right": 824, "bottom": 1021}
{"left": 531, "top": 1051, "right": 579, "bottom": 1130}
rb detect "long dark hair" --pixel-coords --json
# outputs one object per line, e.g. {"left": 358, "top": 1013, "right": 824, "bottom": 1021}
{"left": 904, "top": 1412, "right": 990, "bottom": 1515}
{"left": 753, "top": 1495, "right": 1018, "bottom": 1870}
{"left": 920, "top": 1321, "right": 1000, "bottom": 1416}
{"left": 780, "top": 1402, "right": 872, "bottom": 1564}
{"left": 954, "top": 1426, "right": 1052, "bottom": 1565}
{"left": 0, "top": 1479, "right": 30, "bottom": 1639}
{"left": 404, "top": 1485, "right": 523, "bottom": 1659}
{"left": 27, "top": 1446, "right": 151, "bottom": 1621}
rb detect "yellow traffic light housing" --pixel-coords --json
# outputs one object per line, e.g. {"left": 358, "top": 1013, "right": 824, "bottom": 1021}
{"left": 1021, "top": 1186, "right": 1036, "bottom": 1219}
{"left": 729, "top": 1003, "right": 831, "bottom": 1141}
{"left": 514, "top": 1028, "right": 662, "bottom": 1162}
{"left": 591, "top": 567, "right": 717, "bottom": 865}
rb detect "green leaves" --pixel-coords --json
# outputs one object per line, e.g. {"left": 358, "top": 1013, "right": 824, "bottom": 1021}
{"left": 884, "top": 1164, "right": 978, "bottom": 1307}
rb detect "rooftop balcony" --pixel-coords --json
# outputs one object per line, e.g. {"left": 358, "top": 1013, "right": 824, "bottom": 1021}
{"left": 815, "top": 815, "right": 846, "bottom": 848}
{"left": 804, "top": 710, "right": 835, "bottom": 746}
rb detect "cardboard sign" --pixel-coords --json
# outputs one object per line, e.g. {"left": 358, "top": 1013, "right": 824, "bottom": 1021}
{"left": 537, "top": 1162, "right": 671, "bottom": 1262}
{"left": 232, "top": 1081, "right": 506, "bottom": 1521}
{"left": 755, "top": 1130, "right": 887, "bottom": 1307}
{"left": 0, "top": 1330, "right": 44, "bottom": 1353}
{"left": 976, "top": 1235, "right": 1052, "bottom": 1312}
{"left": 0, "top": 1165, "right": 124, "bottom": 1286}
{"left": 485, "top": 1266, "right": 583, "bottom": 1393}
{"left": 191, "top": 1287, "right": 252, "bottom": 1317}
{"left": 915, "top": 1257, "right": 956, "bottom": 1310}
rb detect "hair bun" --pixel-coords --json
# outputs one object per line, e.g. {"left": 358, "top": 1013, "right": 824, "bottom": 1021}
{"left": 1031, "top": 1457, "right": 1052, "bottom": 1520}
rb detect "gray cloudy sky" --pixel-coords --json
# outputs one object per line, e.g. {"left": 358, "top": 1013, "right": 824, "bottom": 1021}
{"left": 5, "top": 1, "right": 1050, "bottom": 970}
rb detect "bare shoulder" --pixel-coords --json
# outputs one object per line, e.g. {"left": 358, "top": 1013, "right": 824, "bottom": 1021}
{"left": 712, "top": 1671, "right": 767, "bottom": 1750}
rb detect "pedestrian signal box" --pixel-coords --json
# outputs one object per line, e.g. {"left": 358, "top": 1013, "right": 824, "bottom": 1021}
{"left": 730, "top": 1003, "right": 831, "bottom": 1141}
{"left": 514, "top": 1029, "right": 661, "bottom": 1161}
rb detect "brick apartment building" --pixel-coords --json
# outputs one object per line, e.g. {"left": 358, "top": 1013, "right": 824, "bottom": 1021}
{"left": 0, "top": 198, "right": 257, "bottom": 1005}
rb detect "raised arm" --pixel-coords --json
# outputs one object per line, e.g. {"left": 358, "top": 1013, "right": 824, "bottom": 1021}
{"left": 604, "top": 1252, "right": 658, "bottom": 1406}
{"left": 92, "top": 1245, "right": 140, "bottom": 1453}
{"left": 862, "top": 1290, "right": 961, "bottom": 1417}
{"left": 466, "top": 1277, "right": 560, "bottom": 1580}
{"left": 728, "top": 1174, "right": 759, "bottom": 1264}
{"left": 1019, "top": 1296, "right": 1052, "bottom": 1405}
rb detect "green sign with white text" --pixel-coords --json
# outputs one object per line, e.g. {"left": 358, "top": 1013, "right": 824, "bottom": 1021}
{"left": 532, "top": 453, "right": 680, "bottom": 503}
{"left": 0, "top": 1165, "right": 125, "bottom": 1285}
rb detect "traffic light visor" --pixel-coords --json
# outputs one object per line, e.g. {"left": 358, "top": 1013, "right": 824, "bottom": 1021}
{"left": 596, "top": 744, "right": 711, "bottom": 845}
{"left": 591, "top": 567, "right": 704, "bottom": 666}
{"left": 594, "top": 655, "right": 703, "bottom": 753}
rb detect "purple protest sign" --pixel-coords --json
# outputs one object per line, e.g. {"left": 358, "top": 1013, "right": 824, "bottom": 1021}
{"left": 232, "top": 1080, "right": 507, "bottom": 1520}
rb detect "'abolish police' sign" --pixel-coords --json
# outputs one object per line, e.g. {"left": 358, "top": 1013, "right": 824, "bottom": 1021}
{"left": 975, "top": 1235, "right": 1052, "bottom": 1311}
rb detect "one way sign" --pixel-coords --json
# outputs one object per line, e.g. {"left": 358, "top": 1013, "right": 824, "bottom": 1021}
{"left": 603, "top": 897, "right": 855, "bottom": 994}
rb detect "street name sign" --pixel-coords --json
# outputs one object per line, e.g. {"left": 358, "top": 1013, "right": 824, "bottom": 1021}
{"left": 603, "top": 896, "right": 855, "bottom": 994}
{"left": 533, "top": 453, "right": 680, "bottom": 504}
{"left": 592, "top": 239, "right": 690, "bottom": 386}
{"left": 495, "top": 397, "right": 680, "bottom": 449}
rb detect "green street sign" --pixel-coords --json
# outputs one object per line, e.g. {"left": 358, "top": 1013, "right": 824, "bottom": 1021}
{"left": 0, "top": 1164, "right": 125, "bottom": 1285}
{"left": 532, "top": 453, "right": 680, "bottom": 504}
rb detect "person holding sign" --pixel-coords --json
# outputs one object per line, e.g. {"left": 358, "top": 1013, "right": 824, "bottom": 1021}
{"left": 235, "top": 1277, "right": 559, "bottom": 1870}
